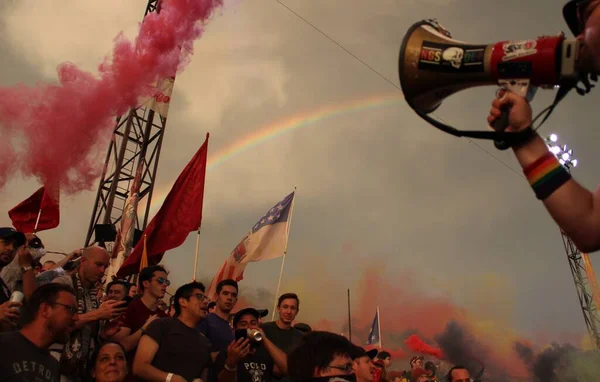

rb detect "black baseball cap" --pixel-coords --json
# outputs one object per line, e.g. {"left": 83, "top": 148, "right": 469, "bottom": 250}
{"left": 563, "top": 0, "right": 588, "bottom": 36}
{"left": 233, "top": 307, "right": 268, "bottom": 326}
{"left": 351, "top": 346, "right": 379, "bottom": 360}
{"left": 0, "top": 227, "right": 26, "bottom": 247}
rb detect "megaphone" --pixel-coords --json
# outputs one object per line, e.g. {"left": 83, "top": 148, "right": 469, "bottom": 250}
{"left": 398, "top": 19, "right": 596, "bottom": 150}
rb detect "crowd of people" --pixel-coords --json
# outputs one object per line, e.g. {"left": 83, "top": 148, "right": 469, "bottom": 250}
{"left": 0, "top": 227, "right": 475, "bottom": 382}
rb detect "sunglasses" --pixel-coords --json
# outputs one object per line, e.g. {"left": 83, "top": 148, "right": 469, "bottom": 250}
{"left": 154, "top": 277, "right": 171, "bottom": 286}
{"left": 328, "top": 364, "right": 354, "bottom": 374}
{"left": 53, "top": 302, "right": 78, "bottom": 315}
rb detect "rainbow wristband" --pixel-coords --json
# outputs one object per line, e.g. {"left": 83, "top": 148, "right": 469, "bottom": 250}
{"left": 523, "top": 152, "right": 572, "bottom": 200}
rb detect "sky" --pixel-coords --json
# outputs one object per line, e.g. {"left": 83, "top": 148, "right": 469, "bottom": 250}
{"left": 1, "top": 0, "right": 600, "bottom": 357}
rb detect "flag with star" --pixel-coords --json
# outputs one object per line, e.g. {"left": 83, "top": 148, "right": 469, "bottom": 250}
{"left": 206, "top": 191, "right": 295, "bottom": 298}
{"left": 367, "top": 308, "right": 380, "bottom": 346}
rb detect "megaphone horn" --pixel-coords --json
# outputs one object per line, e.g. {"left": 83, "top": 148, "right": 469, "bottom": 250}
{"left": 398, "top": 19, "right": 592, "bottom": 150}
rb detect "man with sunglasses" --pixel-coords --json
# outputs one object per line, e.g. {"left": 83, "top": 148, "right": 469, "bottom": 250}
{"left": 109, "top": 266, "right": 170, "bottom": 380}
{"left": 133, "top": 281, "right": 212, "bottom": 382}
{"left": 0, "top": 283, "right": 79, "bottom": 381}
{"left": 488, "top": 0, "right": 600, "bottom": 253}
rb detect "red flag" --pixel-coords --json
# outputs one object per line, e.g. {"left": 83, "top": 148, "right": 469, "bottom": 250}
{"left": 117, "top": 133, "right": 210, "bottom": 277}
{"left": 8, "top": 186, "right": 60, "bottom": 233}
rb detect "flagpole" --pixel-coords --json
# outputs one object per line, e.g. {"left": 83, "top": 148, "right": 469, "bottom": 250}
{"left": 377, "top": 305, "right": 382, "bottom": 349}
{"left": 347, "top": 289, "right": 352, "bottom": 342}
{"left": 192, "top": 226, "right": 201, "bottom": 280}
{"left": 33, "top": 208, "right": 42, "bottom": 233}
{"left": 271, "top": 187, "right": 297, "bottom": 321}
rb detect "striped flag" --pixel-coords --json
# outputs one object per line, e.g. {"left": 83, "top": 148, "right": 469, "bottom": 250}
{"left": 206, "top": 191, "right": 295, "bottom": 299}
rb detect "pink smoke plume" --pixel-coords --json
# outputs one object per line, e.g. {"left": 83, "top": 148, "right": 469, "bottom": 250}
{"left": 0, "top": 0, "right": 222, "bottom": 193}
{"left": 405, "top": 334, "right": 445, "bottom": 360}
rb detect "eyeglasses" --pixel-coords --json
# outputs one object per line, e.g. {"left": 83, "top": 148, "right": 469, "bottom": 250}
{"left": 327, "top": 364, "right": 354, "bottom": 374}
{"left": 191, "top": 293, "right": 210, "bottom": 302}
{"left": 53, "top": 302, "right": 78, "bottom": 315}
{"left": 154, "top": 277, "right": 171, "bottom": 286}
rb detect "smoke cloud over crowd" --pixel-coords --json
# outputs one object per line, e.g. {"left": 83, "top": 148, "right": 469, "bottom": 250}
{"left": 0, "top": 0, "right": 222, "bottom": 193}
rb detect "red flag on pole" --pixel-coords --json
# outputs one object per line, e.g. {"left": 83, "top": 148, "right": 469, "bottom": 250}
{"left": 117, "top": 133, "right": 210, "bottom": 277}
{"left": 8, "top": 186, "right": 60, "bottom": 233}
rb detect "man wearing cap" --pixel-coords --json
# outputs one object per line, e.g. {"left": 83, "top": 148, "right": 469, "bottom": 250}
{"left": 352, "top": 347, "right": 377, "bottom": 382}
{"left": 399, "top": 356, "right": 423, "bottom": 382}
{"left": 0, "top": 227, "right": 32, "bottom": 330}
{"left": 216, "top": 307, "right": 288, "bottom": 382}
{"left": 487, "top": 0, "right": 600, "bottom": 253}
{"left": 1, "top": 232, "right": 47, "bottom": 298}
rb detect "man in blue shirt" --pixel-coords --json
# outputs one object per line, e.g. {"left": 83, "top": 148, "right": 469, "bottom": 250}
{"left": 198, "top": 279, "right": 239, "bottom": 355}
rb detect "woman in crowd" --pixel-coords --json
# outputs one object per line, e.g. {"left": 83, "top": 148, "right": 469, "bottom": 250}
{"left": 90, "top": 342, "right": 129, "bottom": 382}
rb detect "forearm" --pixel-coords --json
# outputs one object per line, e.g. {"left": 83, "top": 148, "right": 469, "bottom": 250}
{"left": 132, "top": 362, "right": 171, "bottom": 382}
{"left": 263, "top": 338, "right": 288, "bottom": 374}
{"left": 21, "top": 270, "right": 37, "bottom": 299}
{"left": 514, "top": 134, "right": 600, "bottom": 251}
{"left": 74, "top": 310, "right": 101, "bottom": 329}
{"left": 120, "top": 329, "right": 144, "bottom": 352}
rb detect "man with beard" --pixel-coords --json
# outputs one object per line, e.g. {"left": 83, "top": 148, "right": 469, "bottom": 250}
{"left": 352, "top": 347, "right": 378, "bottom": 382}
{"left": 52, "top": 246, "right": 127, "bottom": 381}
{"left": 133, "top": 281, "right": 212, "bottom": 382}
{"left": 215, "top": 307, "right": 288, "bottom": 382}
{"left": 198, "top": 279, "right": 239, "bottom": 354}
{"left": 0, "top": 283, "right": 79, "bottom": 381}
{"left": 487, "top": 0, "right": 600, "bottom": 253}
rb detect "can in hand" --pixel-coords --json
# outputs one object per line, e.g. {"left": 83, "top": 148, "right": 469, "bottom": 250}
{"left": 10, "top": 291, "right": 24, "bottom": 304}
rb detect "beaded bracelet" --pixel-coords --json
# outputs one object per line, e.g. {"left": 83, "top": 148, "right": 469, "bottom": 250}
{"left": 523, "top": 151, "right": 572, "bottom": 200}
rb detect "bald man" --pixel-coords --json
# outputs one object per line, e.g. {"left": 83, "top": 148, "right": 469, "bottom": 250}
{"left": 52, "top": 247, "right": 127, "bottom": 382}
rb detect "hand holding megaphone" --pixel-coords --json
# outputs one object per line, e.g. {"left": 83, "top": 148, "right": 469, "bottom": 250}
{"left": 488, "top": 89, "right": 534, "bottom": 149}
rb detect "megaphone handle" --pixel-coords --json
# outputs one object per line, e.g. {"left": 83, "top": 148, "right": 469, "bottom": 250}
{"left": 492, "top": 108, "right": 511, "bottom": 150}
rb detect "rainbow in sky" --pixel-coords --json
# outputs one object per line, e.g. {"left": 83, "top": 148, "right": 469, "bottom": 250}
{"left": 148, "top": 92, "right": 404, "bottom": 212}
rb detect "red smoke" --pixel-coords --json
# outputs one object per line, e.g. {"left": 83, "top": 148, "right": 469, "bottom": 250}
{"left": 354, "top": 267, "right": 466, "bottom": 339}
{"left": 405, "top": 334, "right": 445, "bottom": 359}
{"left": 0, "top": 0, "right": 223, "bottom": 193}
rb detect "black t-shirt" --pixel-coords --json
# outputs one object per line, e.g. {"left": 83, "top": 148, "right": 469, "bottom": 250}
{"left": 214, "top": 345, "right": 275, "bottom": 382}
{"left": 144, "top": 317, "right": 211, "bottom": 381}
{"left": 0, "top": 331, "right": 61, "bottom": 382}
{"left": 259, "top": 322, "right": 302, "bottom": 354}
{"left": 260, "top": 322, "right": 302, "bottom": 382}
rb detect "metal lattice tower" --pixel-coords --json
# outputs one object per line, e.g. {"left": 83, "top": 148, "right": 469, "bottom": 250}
{"left": 546, "top": 134, "right": 600, "bottom": 350}
{"left": 561, "top": 232, "right": 600, "bottom": 350}
{"left": 85, "top": 0, "right": 168, "bottom": 246}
